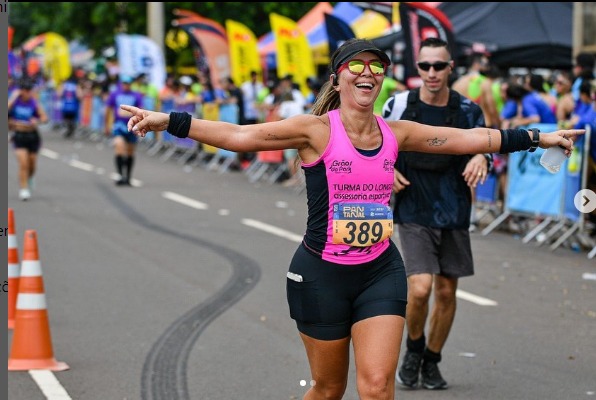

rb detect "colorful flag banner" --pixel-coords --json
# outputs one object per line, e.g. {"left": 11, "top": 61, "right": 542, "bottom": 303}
{"left": 44, "top": 32, "right": 72, "bottom": 85}
{"left": 173, "top": 9, "right": 231, "bottom": 88}
{"left": 258, "top": 3, "right": 333, "bottom": 62}
{"left": 399, "top": 2, "right": 455, "bottom": 88}
{"left": 225, "top": 19, "right": 261, "bottom": 86}
{"left": 269, "top": 12, "right": 316, "bottom": 96}
{"left": 324, "top": 13, "right": 356, "bottom": 55}
{"left": 116, "top": 34, "right": 166, "bottom": 90}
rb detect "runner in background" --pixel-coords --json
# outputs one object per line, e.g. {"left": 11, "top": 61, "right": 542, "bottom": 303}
{"left": 58, "top": 71, "right": 83, "bottom": 138}
{"left": 451, "top": 52, "right": 500, "bottom": 229}
{"left": 104, "top": 76, "right": 144, "bottom": 186}
{"left": 8, "top": 78, "right": 48, "bottom": 201}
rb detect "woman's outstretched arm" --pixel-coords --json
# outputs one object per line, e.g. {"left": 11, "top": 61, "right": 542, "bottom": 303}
{"left": 390, "top": 119, "right": 584, "bottom": 156}
{"left": 121, "top": 105, "right": 318, "bottom": 153}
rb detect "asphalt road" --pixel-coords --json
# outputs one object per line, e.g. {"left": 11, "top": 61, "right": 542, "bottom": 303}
{"left": 7, "top": 127, "right": 596, "bottom": 400}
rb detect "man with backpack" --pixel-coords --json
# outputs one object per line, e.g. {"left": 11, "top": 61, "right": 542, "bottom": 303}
{"left": 383, "top": 37, "right": 492, "bottom": 390}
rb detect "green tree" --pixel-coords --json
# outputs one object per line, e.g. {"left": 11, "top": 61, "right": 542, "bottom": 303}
{"left": 9, "top": 2, "right": 147, "bottom": 52}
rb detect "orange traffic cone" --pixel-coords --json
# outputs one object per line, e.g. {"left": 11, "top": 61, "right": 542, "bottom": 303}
{"left": 8, "top": 208, "right": 20, "bottom": 329}
{"left": 8, "top": 230, "right": 69, "bottom": 371}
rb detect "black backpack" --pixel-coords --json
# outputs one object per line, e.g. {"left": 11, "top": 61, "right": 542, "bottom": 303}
{"left": 397, "top": 88, "right": 464, "bottom": 171}
{"left": 402, "top": 87, "right": 461, "bottom": 126}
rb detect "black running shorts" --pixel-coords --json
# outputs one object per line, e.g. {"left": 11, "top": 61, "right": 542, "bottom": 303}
{"left": 286, "top": 240, "right": 407, "bottom": 341}
{"left": 12, "top": 130, "right": 41, "bottom": 153}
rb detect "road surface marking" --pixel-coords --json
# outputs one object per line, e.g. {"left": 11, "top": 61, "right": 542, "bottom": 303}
{"left": 40, "top": 148, "right": 60, "bottom": 159}
{"left": 456, "top": 289, "right": 498, "bottom": 306}
{"left": 68, "top": 159, "right": 95, "bottom": 172}
{"left": 242, "top": 219, "right": 303, "bottom": 243}
{"left": 40, "top": 148, "right": 144, "bottom": 186}
{"left": 29, "top": 370, "right": 72, "bottom": 400}
{"left": 162, "top": 191, "right": 209, "bottom": 210}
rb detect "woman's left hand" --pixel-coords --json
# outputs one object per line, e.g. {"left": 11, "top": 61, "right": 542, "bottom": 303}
{"left": 541, "top": 129, "right": 585, "bottom": 156}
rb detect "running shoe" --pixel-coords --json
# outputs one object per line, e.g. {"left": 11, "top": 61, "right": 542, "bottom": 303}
{"left": 396, "top": 350, "right": 423, "bottom": 388}
{"left": 421, "top": 360, "right": 448, "bottom": 390}
{"left": 19, "top": 188, "right": 31, "bottom": 201}
{"left": 115, "top": 177, "right": 130, "bottom": 186}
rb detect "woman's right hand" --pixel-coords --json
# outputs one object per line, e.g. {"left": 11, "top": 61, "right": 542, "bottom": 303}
{"left": 121, "top": 105, "right": 169, "bottom": 137}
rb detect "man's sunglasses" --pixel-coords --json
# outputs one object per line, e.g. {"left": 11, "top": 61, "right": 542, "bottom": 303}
{"left": 417, "top": 61, "right": 451, "bottom": 72}
{"left": 338, "top": 59, "right": 388, "bottom": 76}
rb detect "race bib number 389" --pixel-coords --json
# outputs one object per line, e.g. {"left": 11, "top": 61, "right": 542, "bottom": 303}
{"left": 332, "top": 203, "right": 393, "bottom": 247}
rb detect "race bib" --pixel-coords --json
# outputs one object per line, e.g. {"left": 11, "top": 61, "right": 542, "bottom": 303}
{"left": 332, "top": 203, "right": 393, "bottom": 247}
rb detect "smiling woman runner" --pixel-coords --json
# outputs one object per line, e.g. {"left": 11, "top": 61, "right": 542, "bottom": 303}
{"left": 121, "top": 38, "right": 582, "bottom": 399}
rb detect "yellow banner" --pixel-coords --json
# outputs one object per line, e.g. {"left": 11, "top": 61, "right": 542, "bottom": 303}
{"left": 392, "top": 2, "right": 401, "bottom": 29}
{"left": 226, "top": 19, "right": 262, "bottom": 86}
{"left": 202, "top": 103, "right": 220, "bottom": 154}
{"left": 269, "top": 13, "right": 316, "bottom": 97}
{"left": 44, "top": 32, "right": 71, "bottom": 85}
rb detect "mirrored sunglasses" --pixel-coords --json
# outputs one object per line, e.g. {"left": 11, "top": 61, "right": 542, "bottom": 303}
{"left": 417, "top": 61, "right": 451, "bottom": 72}
{"left": 338, "top": 59, "right": 388, "bottom": 76}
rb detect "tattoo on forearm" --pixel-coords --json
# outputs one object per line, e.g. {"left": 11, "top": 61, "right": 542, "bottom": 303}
{"left": 487, "top": 129, "right": 492, "bottom": 148}
{"left": 427, "top": 137, "right": 447, "bottom": 146}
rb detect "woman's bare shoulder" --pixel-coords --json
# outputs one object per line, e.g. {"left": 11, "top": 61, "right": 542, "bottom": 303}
{"left": 292, "top": 112, "right": 329, "bottom": 124}
{"left": 283, "top": 112, "right": 330, "bottom": 133}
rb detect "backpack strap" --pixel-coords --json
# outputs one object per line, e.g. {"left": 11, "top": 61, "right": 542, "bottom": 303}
{"left": 401, "top": 88, "right": 420, "bottom": 122}
{"left": 401, "top": 88, "right": 460, "bottom": 126}
{"left": 445, "top": 89, "right": 460, "bottom": 126}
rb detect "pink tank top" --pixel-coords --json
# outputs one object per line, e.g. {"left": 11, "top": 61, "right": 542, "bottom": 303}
{"left": 301, "top": 109, "right": 398, "bottom": 265}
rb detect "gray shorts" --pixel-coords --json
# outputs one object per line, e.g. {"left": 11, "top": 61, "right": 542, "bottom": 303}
{"left": 395, "top": 223, "right": 474, "bottom": 278}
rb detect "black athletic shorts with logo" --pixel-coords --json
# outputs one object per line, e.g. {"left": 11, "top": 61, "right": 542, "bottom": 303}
{"left": 286, "top": 240, "right": 407, "bottom": 341}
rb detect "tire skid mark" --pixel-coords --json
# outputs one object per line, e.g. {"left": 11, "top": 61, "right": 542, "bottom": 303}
{"left": 98, "top": 185, "right": 261, "bottom": 400}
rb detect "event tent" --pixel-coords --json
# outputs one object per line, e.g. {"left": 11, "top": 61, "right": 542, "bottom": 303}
{"left": 436, "top": 2, "right": 573, "bottom": 69}
{"left": 356, "top": 2, "right": 573, "bottom": 70}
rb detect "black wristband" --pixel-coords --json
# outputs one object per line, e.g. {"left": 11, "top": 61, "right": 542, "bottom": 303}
{"left": 499, "top": 129, "right": 533, "bottom": 154}
{"left": 527, "top": 128, "right": 540, "bottom": 152}
{"left": 167, "top": 111, "right": 192, "bottom": 138}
